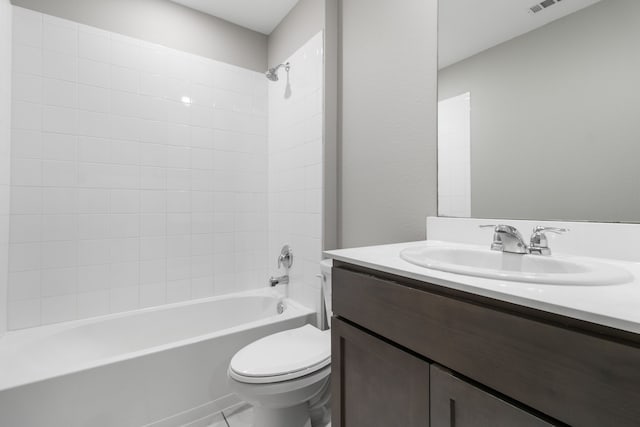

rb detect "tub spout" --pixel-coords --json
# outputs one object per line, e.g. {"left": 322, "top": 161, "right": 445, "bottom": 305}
{"left": 269, "top": 275, "right": 289, "bottom": 287}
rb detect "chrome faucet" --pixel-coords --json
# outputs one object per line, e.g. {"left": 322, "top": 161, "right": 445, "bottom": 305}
{"left": 269, "top": 245, "right": 293, "bottom": 287}
{"left": 480, "top": 224, "right": 528, "bottom": 254}
{"left": 528, "top": 226, "right": 568, "bottom": 255}
{"left": 269, "top": 275, "right": 290, "bottom": 286}
{"left": 277, "top": 244, "right": 293, "bottom": 269}
{"left": 480, "top": 224, "right": 568, "bottom": 255}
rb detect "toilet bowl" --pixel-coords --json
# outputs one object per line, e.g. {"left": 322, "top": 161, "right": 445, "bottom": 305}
{"left": 228, "top": 259, "right": 333, "bottom": 427}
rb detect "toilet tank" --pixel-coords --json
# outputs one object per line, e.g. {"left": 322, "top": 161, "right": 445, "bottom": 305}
{"left": 320, "top": 259, "right": 333, "bottom": 327}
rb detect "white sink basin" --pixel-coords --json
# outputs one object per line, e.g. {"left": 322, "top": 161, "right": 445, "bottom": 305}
{"left": 399, "top": 245, "right": 632, "bottom": 286}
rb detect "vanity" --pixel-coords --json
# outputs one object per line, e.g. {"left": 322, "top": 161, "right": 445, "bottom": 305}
{"left": 326, "top": 0, "right": 640, "bottom": 424}
{"left": 326, "top": 220, "right": 640, "bottom": 427}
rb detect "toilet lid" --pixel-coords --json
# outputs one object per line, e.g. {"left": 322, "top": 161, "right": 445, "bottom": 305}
{"left": 230, "top": 325, "right": 331, "bottom": 383}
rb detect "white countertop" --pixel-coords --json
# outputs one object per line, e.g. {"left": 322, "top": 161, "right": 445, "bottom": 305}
{"left": 324, "top": 240, "right": 640, "bottom": 335}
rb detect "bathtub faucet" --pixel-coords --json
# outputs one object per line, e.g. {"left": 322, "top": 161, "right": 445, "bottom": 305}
{"left": 270, "top": 245, "right": 292, "bottom": 288}
{"left": 269, "top": 275, "right": 289, "bottom": 287}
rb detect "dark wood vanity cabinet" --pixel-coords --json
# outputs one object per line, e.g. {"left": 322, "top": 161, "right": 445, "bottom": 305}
{"left": 430, "top": 365, "right": 553, "bottom": 427}
{"left": 331, "top": 262, "right": 640, "bottom": 427}
{"left": 331, "top": 317, "right": 430, "bottom": 426}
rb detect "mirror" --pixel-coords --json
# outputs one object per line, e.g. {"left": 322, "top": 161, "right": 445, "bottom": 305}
{"left": 438, "top": 0, "right": 640, "bottom": 222}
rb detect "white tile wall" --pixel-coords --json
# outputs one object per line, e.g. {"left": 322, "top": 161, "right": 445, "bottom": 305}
{"left": 0, "top": 0, "right": 12, "bottom": 335}
{"left": 268, "top": 32, "right": 324, "bottom": 312}
{"left": 8, "top": 7, "right": 269, "bottom": 329}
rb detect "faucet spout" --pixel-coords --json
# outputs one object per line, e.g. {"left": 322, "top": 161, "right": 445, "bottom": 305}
{"left": 269, "top": 275, "right": 289, "bottom": 287}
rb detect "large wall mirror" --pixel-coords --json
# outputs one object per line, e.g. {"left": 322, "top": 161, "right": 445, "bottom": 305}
{"left": 438, "top": 0, "right": 640, "bottom": 222}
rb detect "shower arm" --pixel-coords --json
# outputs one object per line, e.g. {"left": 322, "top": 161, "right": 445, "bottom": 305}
{"left": 270, "top": 62, "right": 290, "bottom": 74}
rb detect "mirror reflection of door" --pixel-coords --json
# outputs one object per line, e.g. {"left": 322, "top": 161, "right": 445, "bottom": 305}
{"left": 438, "top": 92, "right": 471, "bottom": 217}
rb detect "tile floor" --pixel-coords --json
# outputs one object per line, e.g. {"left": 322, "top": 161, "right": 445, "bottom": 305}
{"left": 209, "top": 405, "right": 253, "bottom": 427}
{"left": 208, "top": 406, "right": 331, "bottom": 427}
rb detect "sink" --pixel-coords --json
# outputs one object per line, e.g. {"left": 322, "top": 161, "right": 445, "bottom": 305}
{"left": 399, "top": 245, "right": 632, "bottom": 286}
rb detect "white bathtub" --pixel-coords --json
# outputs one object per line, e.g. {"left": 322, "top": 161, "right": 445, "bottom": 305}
{"left": 0, "top": 289, "right": 315, "bottom": 427}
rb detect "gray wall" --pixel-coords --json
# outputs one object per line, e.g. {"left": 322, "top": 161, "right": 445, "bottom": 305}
{"left": 439, "top": 0, "right": 640, "bottom": 222}
{"left": 268, "top": 0, "right": 324, "bottom": 66}
{"left": 0, "top": 0, "right": 10, "bottom": 335}
{"left": 11, "top": 0, "right": 267, "bottom": 71}
{"left": 323, "top": 0, "right": 339, "bottom": 251}
{"left": 339, "top": 0, "right": 438, "bottom": 248}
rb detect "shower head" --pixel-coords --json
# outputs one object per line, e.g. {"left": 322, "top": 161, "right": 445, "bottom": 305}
{"left": 265, "top": 62, "right": 290, "bottom": 81}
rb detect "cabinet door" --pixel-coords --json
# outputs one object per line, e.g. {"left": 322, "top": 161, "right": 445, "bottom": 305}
{"left": 331, "top": 317, "right": 430, "bottom": 427}
{"left": 430, "top": 365, "right": 555, "bottom": 427}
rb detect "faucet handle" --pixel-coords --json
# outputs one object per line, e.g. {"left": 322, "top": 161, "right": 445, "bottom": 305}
{"left": 479, "top": 224, "right": 502, "bottom": 251}
{"left": 277, "top": 245, "right": 294, "bottom": 269}
{"left": 529, "top": 226, "right": 569, "bottom": 255}
{"left": 532, "top": 226, "right": 569, "bottom": 235}
{"left": 479, "top": 225, "right": 500, "bottom": 250}
{"left": 480, "top": 224, "right": 526, "bottom": 252}
{"left": 479, "top": 224, "right": 521, "bottom": 234}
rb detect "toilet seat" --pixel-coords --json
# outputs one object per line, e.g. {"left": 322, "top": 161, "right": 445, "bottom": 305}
{"left": 230, "top": 325, "right": 330, "bottom": 384}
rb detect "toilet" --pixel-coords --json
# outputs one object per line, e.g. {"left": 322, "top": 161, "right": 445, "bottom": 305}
{"left": 228, "top": 259, "right": 333, "bottom": 427}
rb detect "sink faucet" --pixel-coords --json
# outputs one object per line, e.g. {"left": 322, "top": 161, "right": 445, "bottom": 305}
{"left": 480, "top": 224, "right": 528, "bottom": 254}
{"left": 529, "top": 226, "right": 569, "bottom": 255}
{"left": 480, "top": 225, "right": 568, "bottom": 255}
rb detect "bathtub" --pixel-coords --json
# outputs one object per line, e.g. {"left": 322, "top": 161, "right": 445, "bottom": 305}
{"left": 0, "top": 289, "right": 315, "bottom": 427}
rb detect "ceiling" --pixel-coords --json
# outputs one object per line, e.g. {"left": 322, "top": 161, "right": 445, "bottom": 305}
{"left": 170, "top": 0, "right": 300, "bottom": 34}
{"left": 439, "top": 0, "right": 602, "bottom": 69}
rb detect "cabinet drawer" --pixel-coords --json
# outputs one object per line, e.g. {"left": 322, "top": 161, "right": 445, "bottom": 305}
{"left": 333, "top": 265, "right": 640, "bottom": 427}
{"left": 331, "top": 317, "right": 430, "bottom": 427}
{"left": 430, "top": 365, "right": 554, "bottom": 427}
